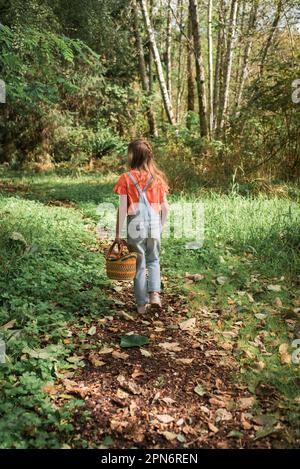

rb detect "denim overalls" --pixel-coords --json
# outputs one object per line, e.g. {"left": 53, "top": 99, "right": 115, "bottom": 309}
{"left": 126, "top": 172, "right": 162, "bottom": 305}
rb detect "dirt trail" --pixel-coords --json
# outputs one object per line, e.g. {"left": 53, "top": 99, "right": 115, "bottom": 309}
{"left": 62, "top": 244, "right": 273, "bottom": 449}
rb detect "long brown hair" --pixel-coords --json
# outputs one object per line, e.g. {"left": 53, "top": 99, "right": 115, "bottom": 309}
{"left": 128, "top": 139, "right": 168, "bottom": 188}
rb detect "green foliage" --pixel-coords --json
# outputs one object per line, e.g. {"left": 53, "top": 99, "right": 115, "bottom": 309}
{"left": 0, "top": 176, "right": 111, "bottom": 447}
{"left": 0, "top": 9, "right": 132, "bottom": 167}
{"left": 1, "top": 168, "right": 300, "bottom": 447}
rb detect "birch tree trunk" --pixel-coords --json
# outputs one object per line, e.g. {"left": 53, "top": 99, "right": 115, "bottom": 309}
{"left": 207, "top": 0, "right": 214, "bottom": 136}
{"left": 133, "top": 0, "right": 158, "bottom": 136}
{"left": 139, "top": 0, "right": 175, "bottom": 125}
{"left": 187, "top": 8, "right": 195, "bottom": 118}
{"left": 259, "top": 0, "right": 283, "bottom": 77}
{"left": 166, "top": 0, "right": 172, "bottom": 101}
{"left": 235, "top": 0, "right": 259, "bottom": 112}
{"left": 213, "top": 0, "right": 225, "bottom": 130}
{"left": 148, "top": 0, "right": 154, "bottom": 94}
{"left": 176, "top": 0, "right": 184, "bottom": 123}
{"left": 218, "top": 0, "right": 239, "bottom": 131}
{"left": 234, "top": 0, "right": 247, "bottom": 99}
{"left": 189, "top": 0, "right": 208, "bottom": 138}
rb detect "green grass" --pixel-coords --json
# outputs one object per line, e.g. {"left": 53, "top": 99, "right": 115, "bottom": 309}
{"left": 1, "top": 167, "right": 300, "bottom": 447}
{"left": 0, "top": 172, "right": 113, "bottom": 448}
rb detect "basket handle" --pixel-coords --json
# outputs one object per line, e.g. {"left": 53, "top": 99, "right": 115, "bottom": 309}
{"left": 106, "top": 239, "right": 129, "bottom": 259}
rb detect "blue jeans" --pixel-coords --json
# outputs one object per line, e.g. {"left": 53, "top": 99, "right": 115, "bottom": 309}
{"left": 127, "top": 218, "right": 161, "bottom": 305}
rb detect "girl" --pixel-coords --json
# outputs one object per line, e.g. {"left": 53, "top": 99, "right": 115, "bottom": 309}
{"left": 114, "top": 139, "right": 169, "bottom": 314}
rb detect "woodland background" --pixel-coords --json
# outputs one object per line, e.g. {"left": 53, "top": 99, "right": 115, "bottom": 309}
{"left": 0, "top": 0, "right": 300, "bottom": 188}
{"left": 1, "top": 0, "right": 300, "bottom": 450}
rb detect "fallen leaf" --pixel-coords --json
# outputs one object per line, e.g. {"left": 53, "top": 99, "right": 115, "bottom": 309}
{"left": 220, "top": 342, "right": 233, "bottom": 351}
{"left": 0, "top": 320, "right": 17, "bottom": 330}
{"left": 162, "top": 397, "right": 176, "bottom": 405}
{"left": 256, "top": 361, "right": 266, "bottom": 370}
{"left": 241, "top": 413, "right": 252, "bottom": 430}
{"left": 156, "top": 414, "right": 174, "bottom": 424}
{"left": 110, "top": 419, "right": 128, "bottom": 432}
{"left": 208, "top": 422, "right": 219, "bottom": 433}
{"left": 247, "top": 293, "right": 255, "bottom": 303}
{"left": 275, "top": 297, "right": 283, "bottom": 307}
{"left": 117, "top": 374, "right": 142, "bottom": 395}
{"left": 267, "top": 284, "right": 281, "bottom": 292}
{"left": 87, "top": 325, "right": 96, "bottom": 336}
{"left": 120, "top": 335, "right": 149, "bottom": 348}
{"left": 116, "top": 388, "right": 130, "bottom": 399}
{"left": 99, "top": 347, "right": 114, "bottom": 355}
{"left": 42, "top": 383, "right": 58, "bottom": 395}
{"left": 254, "top": 426, "right": 277, "bottom": 440}
{"left": 217, "top": 276, "right": 227, "bottom": 285}
{"left": 179, "top": 318, "right": 196, "bottom": 331}
{"left": 9, "top": 232, "right": 27, "bottom": 245}
{"left": 162, "top": 431, "right": 177, "bottom": 441}
{"left": 63, "top": 379, "right": 80, "bottom": 391}
{"left": 279, "top": 343, "right": 291, "bottom": 364}
{"left": 88, "top": 355, "right": 106, "bottom": 367}
{"left": 238, "top": 397, "right": 255, "bottom": 410}
{"left": 200, "top": 406, "right": 210, "bottom": 414}
{"left": 22, "top": 346, "right": 64, "bottom": 361}
{"left": 140, "top": 348, "right": 152, "bottom": 357}
{"left": 185, "top": 273, "right": 204, "bottom": 282}
{"left": 215, "top": 408, "right": 233, "bottom": 422}
{"left": 131, "top": 368, "right": 144, "bottom": 379}
{"left": 194, "top": 384, "right": 206, "bottom": 397}
{"left": 119, "top": 311, "right": 135, "bottom": 321}
{"left": 217, "top": 441, "right": 229, "bottom": 448}
{"left": 101, "top": 436, "right": 114, "bottom": 447}
{"left": 255, "top": 311, "right": 268, "bottom": 320}
{"left": 176, "top": 358, "right": 194, "bottom": 365}
{"left": 112, "top": 350, "right": 129, "bottom": 360}
{"left": 176, "top": 418, "right": 184, "bottom": 426}
{"left": 159, "top": 342, "right": 182, "bottom": 352}
{"left": 209, "top": 397, "right": 228, "bottom": 407}
{"left": 58, "top": 394, "right": 74, "bottom": 400}
{"left": 228, "top": 430, "right": 243, "bottom": 438}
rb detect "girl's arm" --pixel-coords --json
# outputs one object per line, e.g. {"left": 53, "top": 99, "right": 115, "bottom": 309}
{"left": 115, "top": 195, "right": 127, "bottom": 242}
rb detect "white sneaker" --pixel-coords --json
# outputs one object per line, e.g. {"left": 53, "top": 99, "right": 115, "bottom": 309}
{"left": 137, "top": 304, "right": 147, "bottom": 314}
{"left": 149, "top": 292, "right": 162, "bottom": 309}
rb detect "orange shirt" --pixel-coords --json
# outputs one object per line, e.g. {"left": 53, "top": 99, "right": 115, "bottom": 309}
{"left": 114, "top": 169, "right": 169, "bottom": 214}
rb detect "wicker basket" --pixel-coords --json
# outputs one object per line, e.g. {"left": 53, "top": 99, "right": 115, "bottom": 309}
{"left": 106, "top": 240, "right": 137, "bottom": 281}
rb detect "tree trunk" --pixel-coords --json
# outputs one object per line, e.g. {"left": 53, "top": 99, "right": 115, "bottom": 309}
{"left": 207, "top": 0, "right": 214, "bottom": 136}
{"left": 148, "top": 0, "right": 154, "bottom": 94}
{"left": 259, "top": 0, "right": 283, "bottom": 77}
{"left": 187, "top": 8, "right": 195, "bottom": 118}
{"left": 218, "top": 0, "right": 239, "bottom": 131}
{"left": 139, "top": 0, "right": 175, "bottom": 125}
{"left": 213, "top": 0, "right": 225, "bottom": 130}
{"left": 176, "top": 0, "right": 184, "bottom": 123}
{"left": 189, "top": 0, "right": 208, "bottom": 138}
{"left": 133, "top": 0, "right": 158, "bottom": 136}
{"left": 166, "top": 0, "right": 172, "bottom": 101}
{"left": 235, "top": 0, "right": 259, "bottom": 111}
{"left": 234, "top": 0, "right": 247, "bottom": 99}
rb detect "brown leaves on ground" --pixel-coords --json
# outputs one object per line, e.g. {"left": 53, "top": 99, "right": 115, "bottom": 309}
{"left": 47, "top": 283, "right": 282, "bottom": 451}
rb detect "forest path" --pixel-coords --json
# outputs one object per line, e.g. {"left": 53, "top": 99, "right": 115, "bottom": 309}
{"left": 63, "top": 242, "right": 269, "bottom": 449}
